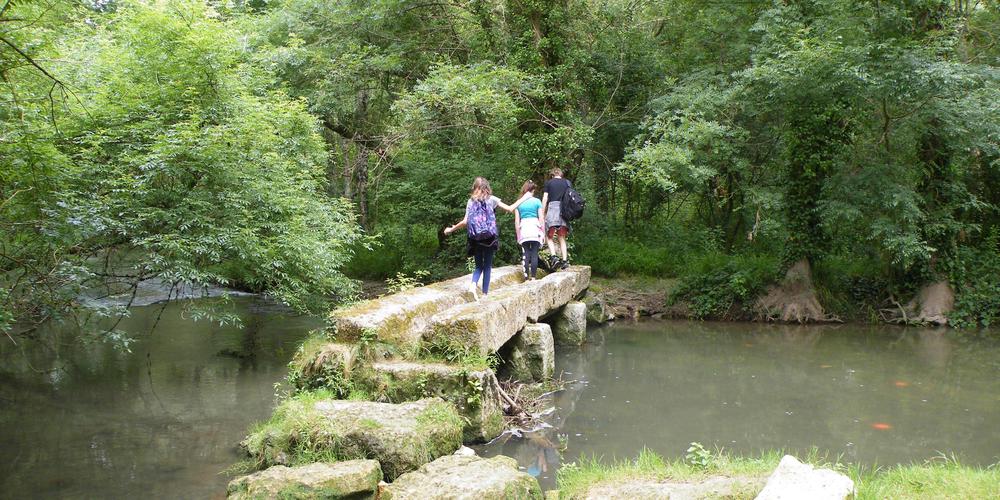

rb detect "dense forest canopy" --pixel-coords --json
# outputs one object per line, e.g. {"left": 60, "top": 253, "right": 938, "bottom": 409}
{"left": 2, "top": 0, "right": 1000, "bottom": 345}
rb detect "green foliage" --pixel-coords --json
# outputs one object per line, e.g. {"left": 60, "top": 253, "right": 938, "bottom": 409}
{"left": 385, "top": 270, "right": 430, "bottom": 295}
{"left": 2, "top": 0, "right": 362, "bottom": 345}
{"left": 948, "top": 237, "right": 1000, "bottom": 328}
{"left": 684, "top": 442, "right": 713, "bottom": 469}
{"left": 670, "top": 254, "right": 782, "bottom": 319}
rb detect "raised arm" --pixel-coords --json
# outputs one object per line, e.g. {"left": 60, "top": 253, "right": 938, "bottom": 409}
{"left": 496, "top": 192, "right": 534, "bottom": 213}
{"left": 444, "top": 214, "right": 467, "bottom": 235}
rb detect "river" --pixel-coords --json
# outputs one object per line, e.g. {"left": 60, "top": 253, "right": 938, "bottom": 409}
{"left": 2, "top": 304, "right": 997, "bottom": 497}
{"left": 477, "top": 321, "right": 1000, "bottom": 490}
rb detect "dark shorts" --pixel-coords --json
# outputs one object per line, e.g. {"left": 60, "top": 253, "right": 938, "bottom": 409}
{"left": 546, "top": 226, "right": 569, "bottom": 238}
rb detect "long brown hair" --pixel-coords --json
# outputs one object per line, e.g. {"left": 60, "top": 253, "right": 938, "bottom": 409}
{"left": 520, "top": 180, "right": 536, "bottom": 196}
{"left": 470, "top": 177, "right": 492, "bottom": 200}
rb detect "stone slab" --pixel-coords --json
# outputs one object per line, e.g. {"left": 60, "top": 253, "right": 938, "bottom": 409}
{"left": 330, "top": 267, "right": 524, "bottom": 350}
{"left": 357, "top": 361, "right": 505, "bottom": 443}
{"left": 242, "top": 397, "right": 463, "bottom": 481}
{"left": 755, "top": 455, "right": 855, "bottom": 500}
{"left": 227, "top": 460, "right": 381, "bottom": 500}
{"left": 381, "top": 454, "right": 542, "bottom": 500}
{"left": 425, "top": 266, "right": 590, "bottom": 354}
{"left": 583, "top": 476, "right": 763, "bottom": 500}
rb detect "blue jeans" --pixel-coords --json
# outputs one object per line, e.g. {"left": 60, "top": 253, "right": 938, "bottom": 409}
{"left": 471, "top": 245, "right": 496, "bottom": 294}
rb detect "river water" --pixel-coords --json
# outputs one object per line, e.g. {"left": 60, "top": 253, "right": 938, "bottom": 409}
{"left": 0, "top": 298, "right": 319, "bottom": 499}
{"left": 477, "top": 321, "right": 1000, "bottom": 489}
{"left": 2, "top": 307, "right": 998, "bottom": 497}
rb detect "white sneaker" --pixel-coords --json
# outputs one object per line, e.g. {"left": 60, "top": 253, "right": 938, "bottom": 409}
{"left": 468, "top": 281, "right": 480, "bottom": 302}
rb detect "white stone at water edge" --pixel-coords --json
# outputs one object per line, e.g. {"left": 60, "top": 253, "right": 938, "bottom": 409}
{"left": 755, "top": 455, "right": 855, "bottom": 500}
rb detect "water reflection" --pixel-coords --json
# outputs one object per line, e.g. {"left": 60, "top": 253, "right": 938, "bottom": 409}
{"left": 0, "top": 298, "right": 319, "bottom": 499}
{"left": 476, "top": 320, "right": 1000, "bottom": 491}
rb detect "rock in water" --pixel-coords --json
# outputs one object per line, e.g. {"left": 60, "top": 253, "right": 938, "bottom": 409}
{"left": 552, "top": 301, "right": 587, "bottom": 345}
{"left": 355, "top": 361, "right": 505, "bottom": 443}
{"left": 242, "top": 397, "right": 463, "bottom": 480}
{"left": 227, "top": 460, "right": 381, "bottom": 499}
{"left": 755, "top": 455, "right": 854, "bottom": 500}
{"left": 504, "top": 323, "right": 555, "bottom": 382}
{"left": 381, "top": 454, "right": 542, "bottom": 499}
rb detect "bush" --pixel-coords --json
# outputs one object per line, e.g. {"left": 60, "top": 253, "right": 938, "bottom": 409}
{"left": 812, "top": 254, "right": 889, "bottom": 322}
{"left": 572, "top": 214, "right": 720, "bottom": 277}
{"left": 669, "top": 253, "right": 781, "bottom": 319}
{"left": 948, "top": 240, "right": 1000, "bottom": 328}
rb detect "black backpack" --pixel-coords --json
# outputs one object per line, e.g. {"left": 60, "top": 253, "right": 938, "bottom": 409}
{"left": 560, "top": 182, "right": 585, "bottom": 221}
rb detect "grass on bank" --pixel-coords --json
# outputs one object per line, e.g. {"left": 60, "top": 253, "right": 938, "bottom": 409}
{"left": 556, "top": 448, "right": 1000, "bottom": 499}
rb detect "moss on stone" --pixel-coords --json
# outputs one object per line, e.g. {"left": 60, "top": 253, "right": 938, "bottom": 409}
{"left": 241, "top": 394, "right": 463, "bottom": 480}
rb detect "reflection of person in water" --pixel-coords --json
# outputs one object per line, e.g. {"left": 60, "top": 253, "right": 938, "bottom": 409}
{"left": 524, "top": 431, "right": 560, "bottom": 477}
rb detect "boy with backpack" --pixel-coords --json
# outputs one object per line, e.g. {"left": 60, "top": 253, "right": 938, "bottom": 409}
{"left": 541, "top": 167, "right": 584, "bottom": 270}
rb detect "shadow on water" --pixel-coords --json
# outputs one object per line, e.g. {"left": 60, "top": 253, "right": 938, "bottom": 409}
{"left": 476, "top": 320, "right": 1000, "bottom": 491}
{"left": 0, "top": 297, "right": 320, "bottom": 499}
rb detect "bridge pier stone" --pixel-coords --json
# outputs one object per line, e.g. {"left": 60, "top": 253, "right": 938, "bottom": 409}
{"left": 551, "top": 301, "right": 587, "bottom": 345}
{"left": 503, "top": 323, "right": 555, "bottom": 382}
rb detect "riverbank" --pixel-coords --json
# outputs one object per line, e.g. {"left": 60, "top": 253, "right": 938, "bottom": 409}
{"left": 556, "top": 448, "right": 1000, "bottom": 499}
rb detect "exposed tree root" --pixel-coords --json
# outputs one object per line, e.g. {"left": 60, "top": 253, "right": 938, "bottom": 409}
{"left": 881, "top": 280, "right": 954, "bottom": 326}
{"left": 754, "top": 259, "right": 840, "bottom": 323}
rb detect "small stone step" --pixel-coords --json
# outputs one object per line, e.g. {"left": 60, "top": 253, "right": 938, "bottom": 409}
{"left": 227, "top": 460, "right": 381, "bottom": 499}
{"left": 381, "top": 454, "right": 543, "bottom": 499}
{"left": 330, "top": 267, "right": 524, "bottom": 351}
{"left": 242, "top": 397, "right": 463, "bottom": 481}
{"left": 424, "top": 266, "right": 590, "bottom": 354}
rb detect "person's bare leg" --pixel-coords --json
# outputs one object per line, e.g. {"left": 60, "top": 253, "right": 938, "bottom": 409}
{"left": 559, "top": 235, "right": 568, "bottom": 261}
{"left": 547, "top": 232, "right": 558, "bottom": 256}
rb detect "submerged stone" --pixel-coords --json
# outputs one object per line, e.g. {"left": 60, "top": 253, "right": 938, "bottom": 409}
{"left": 755, "top": 455, "right": 855, "bottom": 500}
{"left": 425, "top": 266, "right": 590, "bottom": 354}
{"left": 329, "top": 267, "right": 523, "bottom": 351}
{"left": 502, "top": 323, "right": 555, "bottom": 382}
{"left": 381, "top": 454, "right": 542, "bottom": 500}
{"left": 551, "top": 301, "right": 587, "bottom": 346}
{"left": 226, "top": 460, "right": 381, "bottom": 500}
{"left": 356, "top": 361, "right": 505, "bottom": 443}
{"left": 242, "top": 396, "right": 463, "bottom": 480}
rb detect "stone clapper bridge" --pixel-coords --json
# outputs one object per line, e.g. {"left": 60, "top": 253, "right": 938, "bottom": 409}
{"left": 231, "top": 266, "right": 591, "bottom": 499}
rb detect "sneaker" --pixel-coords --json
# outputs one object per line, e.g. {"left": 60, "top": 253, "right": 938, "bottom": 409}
{"left": 560, "top": 259, "right": 570, "bottom": 270}
{"left": 546, "top": 254, "right": 559, "bottom": 271}
{"left": 467, "top": 281, "right": 480, "bottom": 302}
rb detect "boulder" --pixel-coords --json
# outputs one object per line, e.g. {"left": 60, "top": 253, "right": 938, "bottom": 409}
{"left": 755, "top": 455, "right": 855, "bottom": 500}
{"left": 503, "top": 323, "right": 554, "bottom": 382}
{"left": 551, "top": 301, "right": 587, "bottom": 346}
{"left": 242, "top": 397, "right": 463, "bottom": 480}
{"left": 227, "top": 460, "right": 381, "bottom": 500}
{"left": 381, "top": 454, "right": 543, "bottom": 500}
{"left": 582, "top": 476, "right": 762, "bottom": 500}
{"left": 425, "top": 266, "right": 590, "bottom": 354}
{"left": 287, "top": 339, "right": 358, "bottom": 394}
{"left": 356, "top": 361, "right": 504, "bottom": 443}
{"left": 329, "top": 267, "right": 523, "bottom": 352}
{"left": 581, "top": 292, "right": 614, "bottom": 324}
